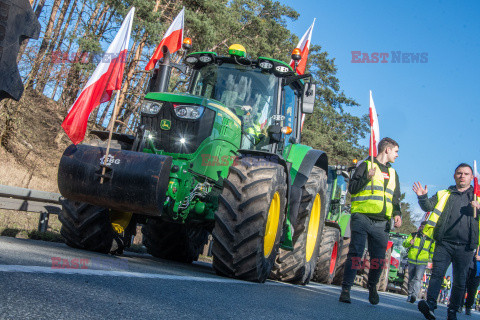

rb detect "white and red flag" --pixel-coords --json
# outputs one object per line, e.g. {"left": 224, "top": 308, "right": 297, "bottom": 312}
{"left": 62, "top": 7, "right": 135, "bottom": 145}
{"left": 146, "top": 7, "right": 184, "bottom": 71}
{"left": 474, "top": 160, "right": 480, "bottom": 197}
{"left": 290, "top": 19, "right": 315, "bottom": 75}
{"left": 369, "top": 90, "right": 380, "bottom": 157}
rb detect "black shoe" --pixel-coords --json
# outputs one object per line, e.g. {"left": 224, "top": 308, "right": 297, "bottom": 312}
{"left": 368, "top": 284, "right": 379, "bottom": 305}
{"left": 339, "top": 287, "right": 351, "bottom": 304}
{"left": 411, "top": 295, "right": 416, "bottom": 303}
{"left": 447, "top": 309, "right": 458, "bottom": 320}
{"left": 466, "top": 308, "right": 471, "bottom": 315}
{"left": 418, "top": 300, "right": 436, "bottom": 320}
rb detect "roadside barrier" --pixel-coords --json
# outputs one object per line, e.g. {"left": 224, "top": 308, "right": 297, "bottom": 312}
{"left": 0, "top": 184, "right": 61, "bottom": 232}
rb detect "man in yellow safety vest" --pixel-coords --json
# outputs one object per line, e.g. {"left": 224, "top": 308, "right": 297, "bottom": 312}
{"left": 415, "top": 163, "right": 480, "bottom": 320}
{"left": 339, "top": 137, "right": 402, "bottom": 305}
{"left": 404, "top": 221, "right": 435, "bottom": 303}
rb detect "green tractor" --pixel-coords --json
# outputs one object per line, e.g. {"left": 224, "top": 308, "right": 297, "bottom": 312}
{"left": 387, "top": 232, "right": 409, "bottom": 294}
{"left": 312, "top": 165, "right": 352, "bottom": 284}
{"left": 57, "top": 43, "right": 329, "bottom": 284}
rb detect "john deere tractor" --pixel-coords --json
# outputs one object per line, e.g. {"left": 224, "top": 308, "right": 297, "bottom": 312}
{"left": 57, "top": 43, "right": 328, "bottom": 284}
{"left": 312, "top": 165, "right": 352, "bottom": 285}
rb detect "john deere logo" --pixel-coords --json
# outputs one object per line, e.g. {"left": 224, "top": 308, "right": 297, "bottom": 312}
{"left": 160, "top": 119, "right": 171, "bottom": 130}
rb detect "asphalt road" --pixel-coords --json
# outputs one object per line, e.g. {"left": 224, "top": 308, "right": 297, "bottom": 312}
{"left": 0, "top": 236, "right": 478, "bottom": 320}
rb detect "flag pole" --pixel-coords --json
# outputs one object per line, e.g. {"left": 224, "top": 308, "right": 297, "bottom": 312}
{"left": 475, "top": 194, "right": 477, "bottom": 219}
{"left": 370, "top": 124, "right": 374, "bottom": 194}
{"left": 100, "top": 90, "right": 121, "bottom": 184}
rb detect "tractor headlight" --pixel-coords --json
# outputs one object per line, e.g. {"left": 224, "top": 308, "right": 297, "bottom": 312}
{"left": 141, "top": 101, "right": 162, "bottom": 114}
{"left": 174, "top": 105, "right": 205, "bottom": 120}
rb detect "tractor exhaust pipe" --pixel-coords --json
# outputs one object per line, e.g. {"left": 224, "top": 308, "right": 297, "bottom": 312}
{"left": 154, "top": 46, "right": 172, "bottom": 93}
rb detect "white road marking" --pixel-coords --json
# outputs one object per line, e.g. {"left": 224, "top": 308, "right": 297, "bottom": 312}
{"left": 0, "top": 264, "right": 257, "bottom": 284}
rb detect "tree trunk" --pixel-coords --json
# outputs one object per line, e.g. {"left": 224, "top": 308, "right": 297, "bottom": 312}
{"left": 60, "top": 1, "right": 103, "bottom": 107}
{"left": 17, "top": 0, "right": 47, "bottom": 63}
{"left": 51, "top": 0, "right": 85, "bottom": 100}
{"left": 24, "top": 0, "right": 62, "bottom": 89}
{"left": 36, "top": 0, "right": 72, "bottom": 92}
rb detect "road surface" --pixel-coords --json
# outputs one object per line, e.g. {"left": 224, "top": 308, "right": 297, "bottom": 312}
{"left": 0, "top": 236, "right": 477, "bottom": 319}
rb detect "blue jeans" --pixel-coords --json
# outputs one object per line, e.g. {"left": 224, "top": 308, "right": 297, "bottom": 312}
{"left": 408, "top": 263, "right": 427, "bottom": 298}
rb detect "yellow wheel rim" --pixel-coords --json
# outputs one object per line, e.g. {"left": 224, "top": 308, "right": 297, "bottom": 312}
{"left": 264, "top": 191, "right": 280, "bottom": 258}
{"left": 306, "top": 193, "right": 321, "bottom": 262}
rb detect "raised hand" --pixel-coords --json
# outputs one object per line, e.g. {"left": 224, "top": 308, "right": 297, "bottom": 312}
{"left": 367, "top": 166, "right": 376, "bottom": 179}
{"left": 412, "top": 182, "right": 428, "bottom": 196}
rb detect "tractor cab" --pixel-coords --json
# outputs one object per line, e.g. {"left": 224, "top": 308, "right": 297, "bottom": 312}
{"left": 167, "top": 44, "right": 316, "bottom": 152}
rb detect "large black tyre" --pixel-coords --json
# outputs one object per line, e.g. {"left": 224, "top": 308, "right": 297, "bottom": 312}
{"left": 312, "top": 226, "right": 340, "bottom": 284}
{"left": 211, "top": 157, "right": 287, "bottom": 283}
{"left": 332, "top": 237, "right": 351, "bottom": 285}
{"left": 401, "top": 267, "right": 409, "bottom": 295}
{"left": 378, "top": 247, "right": 392, "bottom": 291}
{"left": 270, "top": 167, "right": 327, "bottom": 285}
{"left": 59, "top": 199, "right": 115, "bottom": 253}
{"left": 142, "top": 219, "right": 209, "bottom": 263}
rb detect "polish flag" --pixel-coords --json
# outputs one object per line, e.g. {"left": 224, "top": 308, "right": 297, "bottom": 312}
{"left": 62, "top": 7, "right": 135, "bottom": 145}
{"left": 474, "top": 160, "right": 480, "bottom": 197}
{"left": 290, "top": 19, "right": 315, "bottom": 75}
{"left": 369, "top": 90, "right": 380, "bottom": 157}
{"left": 145, "top": 8, "right": 184, "bottom": 71}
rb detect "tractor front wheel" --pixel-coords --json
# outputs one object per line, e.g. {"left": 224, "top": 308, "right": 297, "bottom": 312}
{"left": 313, "top": 226, "right": 340, "bottom": 284}
{"left": 59, "top": 200, "right": 115, "bottom": 253}
{"left": 211, "top": 156, "right": 287, "bottom": 283}
{"left": 332, "top": 237, "right": 351, "bottom": 285}
{"left": 142, "top": 219, "right": 209, "bottom": 263}
{"left": 270, "top": 167, "right": 327, "bottom": 285}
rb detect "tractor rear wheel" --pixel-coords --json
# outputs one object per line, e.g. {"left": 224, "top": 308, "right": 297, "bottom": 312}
{"left": 401, "top": 267, "right": 409, "bottom": 295}
{"left": 378, "top": 246, "right": 392, "bottom": 291}
{"left": 211, "top": 157, "right": 287, "bottom": 283}
{"left": 312, "top": 226, "right": 340, "bottom": 284}
{"left": 59, "top": 199, "right": 116, "bottom": 253}
{"left": 270, "top": 167, "right": 327, "bottom": 285}
{"left": 332, "top": 237, "right": 351, "bottom": 285}
{"left": 142, "top": 219, "right": 209, "bottom": 263}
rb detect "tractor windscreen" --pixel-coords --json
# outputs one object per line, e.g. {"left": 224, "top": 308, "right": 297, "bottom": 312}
{"left": 191, "top": 63, "right": 278, "bottom": 149}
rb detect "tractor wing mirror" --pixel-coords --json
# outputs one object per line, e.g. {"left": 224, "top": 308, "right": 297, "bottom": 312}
{"left": 302, "top": 83, "right": 316, "bottom": 114}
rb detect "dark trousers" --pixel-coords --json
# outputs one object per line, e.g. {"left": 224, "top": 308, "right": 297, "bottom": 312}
{"left": 342, "top": 213, "right": 389, "bottom": 287}
{"left": 464, "top": 266, "right": 480, "bottom": 309}
{"left": 426, "top": 242, "right": 474, "bottom": 312}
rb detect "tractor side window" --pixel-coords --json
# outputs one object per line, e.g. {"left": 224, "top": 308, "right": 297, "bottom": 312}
{"left": 335, "top": 175, "right": 347, "bottom": 205}
{"left": 282, "top": 85, "right": 296, "bottom": 146}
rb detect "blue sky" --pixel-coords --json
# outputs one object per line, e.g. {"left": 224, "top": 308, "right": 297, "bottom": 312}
{"left": 279, "top": 0, "right": 480, "bottom": 223}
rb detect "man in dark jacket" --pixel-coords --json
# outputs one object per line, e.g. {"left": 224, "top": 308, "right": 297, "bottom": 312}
{"left": 414, "top": 163, "right": 480, "bottom": 320}
{"left": 339, "top": 137, "right": 402, "bottom": 305}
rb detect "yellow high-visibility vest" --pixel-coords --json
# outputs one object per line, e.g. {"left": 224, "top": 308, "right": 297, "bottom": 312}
{"left": 403, "top": 233, "right": 435, "bottom": 265}
{"left": 422, "top": 190, "right": 451, "bottom": 240}
{"left": 351, "top": 160, "right": 396, "bottom": 219}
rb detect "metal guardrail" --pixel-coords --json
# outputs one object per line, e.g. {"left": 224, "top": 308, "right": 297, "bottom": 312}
{"left": 0, "top": 184, "right": 62, "bottom": 232}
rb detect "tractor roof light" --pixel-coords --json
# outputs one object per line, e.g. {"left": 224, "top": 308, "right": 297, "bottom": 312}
{"left": 183, "top": 37, "right": 192, "bottom": 50}
{"left": 229, "top": 44, "right": 246, "bottom": 58}
{"left": 259, "top": 60, "right": 274, "bottom": 70}
{"left": 291, "top": 48, "right": 302, "bottom": 61}
{"left": 281, "top": 126, "right": 292, "bottom": 135}
{"left": 352, "top": 159, "right": 358, "bottom": 165}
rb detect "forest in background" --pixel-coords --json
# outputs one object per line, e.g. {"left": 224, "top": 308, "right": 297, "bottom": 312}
{"left": 1, "top": 0, "right": 419, "bottom": 230}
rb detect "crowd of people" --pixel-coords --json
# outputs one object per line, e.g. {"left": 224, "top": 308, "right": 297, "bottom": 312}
{"left": 337, "top": 137, "right": 480, "bottom": 320}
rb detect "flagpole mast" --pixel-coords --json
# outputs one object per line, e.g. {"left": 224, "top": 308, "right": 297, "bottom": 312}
{"left": 100, "top": 90, "right": 121, "bottom": 184}
{"left": 370, "top": 112, "right": 374, "bottom": 194}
